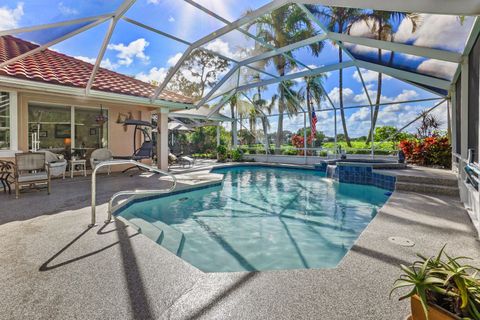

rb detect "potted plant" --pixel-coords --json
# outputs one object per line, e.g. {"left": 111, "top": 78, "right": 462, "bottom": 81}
{"left": 216, "top": 145, "right": 227, "bottom": 162}
{"left": 391, "top": 246, "right": 480, "bottom": 320}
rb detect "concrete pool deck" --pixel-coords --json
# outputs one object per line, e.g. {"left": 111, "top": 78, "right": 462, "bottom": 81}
{"left": 0, "top": 166, "right": 479, "bottom": 319}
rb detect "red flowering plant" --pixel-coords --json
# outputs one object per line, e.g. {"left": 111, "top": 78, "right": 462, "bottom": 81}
{"left": 398, "top": 135, "right": 451, "bottom": 168}
{"left": 291, "top": 134, "right": 313, "bottom": 156}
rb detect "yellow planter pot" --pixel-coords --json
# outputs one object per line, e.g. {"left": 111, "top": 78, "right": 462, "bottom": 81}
{"left": 408, "top": 295, "right": 460, "bottom": 320}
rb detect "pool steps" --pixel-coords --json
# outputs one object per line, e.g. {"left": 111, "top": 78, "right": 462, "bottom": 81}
{"left": 395, "top": 175, "right": 459, "bottom": 197}
{"left": 119, "top": 211, "right": 186, "bottom": 256}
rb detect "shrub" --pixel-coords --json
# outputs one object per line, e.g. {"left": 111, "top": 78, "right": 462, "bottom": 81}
{"left": 398, "top": 135, "right": 451, "bottom": 168}
{"left": 231, "top": 148, "right": 243, "bottom": 162}
{"left": 216, "top": 145, "right": 227, "bottom": 162}
{"left": 291, "top": 134, "right": 313, "bottom": 155}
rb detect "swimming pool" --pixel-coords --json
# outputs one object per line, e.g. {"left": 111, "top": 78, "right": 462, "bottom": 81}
{"left": 116, "top": 166, "right": 390, "bottom": 272}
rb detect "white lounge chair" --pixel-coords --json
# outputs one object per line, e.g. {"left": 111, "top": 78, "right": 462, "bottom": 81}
{"left": 42, "top": 150, "right": 67, "bottom": 179}
{"left": 90, "top": 148, "right": 113, "bottom": 174}
{"left": 179, "top": 156, "right": 195, "bottom": 168}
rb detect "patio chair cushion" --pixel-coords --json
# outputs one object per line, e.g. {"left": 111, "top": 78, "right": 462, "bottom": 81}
{"left": 180, "top": 156, "right": 194, "bottom": 164}
{"left": 42, "top": 150, "right": 60, "bottom": 163}
{"left": 17, "top": 172, "right": 48, "bottom": 183}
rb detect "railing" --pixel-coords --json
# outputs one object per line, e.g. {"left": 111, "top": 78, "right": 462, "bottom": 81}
{"left": 90, "top": 160, "right": 176, "bottom": 227}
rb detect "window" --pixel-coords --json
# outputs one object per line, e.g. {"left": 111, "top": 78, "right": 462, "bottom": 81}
{"left": 0, "top": 92, "right": 10, "bottom": 150}
{"left": 468, "top": 34, "right": 480, "bottom": 162}
{"left": 28, "top": 104, "right": 108, "bottom": 157}
{"left": 74, "top": 107, "right": 108, "bottom": 150}
{"left": 28, "top": 104, "right": 71, "bottom": 151}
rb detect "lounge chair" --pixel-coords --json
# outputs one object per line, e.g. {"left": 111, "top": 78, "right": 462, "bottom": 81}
{"left": 14, "top": 152, "right": 51, "bottom": 199}
{"left": 179, "top": 155, "right": 195, "bottom": 168}
{"left": 90, "top": 148, "right": 113, "bottom": 174}
{"left": 42, "top": 150, "right": 67, "bottom": 179}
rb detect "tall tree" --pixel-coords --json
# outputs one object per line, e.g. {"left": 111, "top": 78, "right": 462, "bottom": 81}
{"left": 168, "top": 49, "right": 229, "bottom": 99}
{"left": 248, "top": 4, "right": 323, "bottom": 154}
{"left": 228, "top": 93, "right": 238, "bottom": 146}
{"left": 252, "top": 85, "right": 278, "bottom": 150}
{"left": 299, "top": 75, "right": 326, "bottom": 147}
{"left": 361, "top": 11, "right": 420, "bottom": 143}
{"left": 319, "top": 7, "right": 362, "bottom": 147}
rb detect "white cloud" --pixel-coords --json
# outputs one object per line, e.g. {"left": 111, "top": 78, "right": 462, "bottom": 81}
{"left": 167, "top": 52, "right": 182, "bottom": 66}
{"left": 204, "top": 38, "right": 256, "bottom": 61}
{"left": 395, "top": 14, "right": 473, "bottom": 52}
{"left": 147, "top": 0, "right": 160, "bottom": 4}
{"left": 328, "top": 87, "right": 355, "bottom": 105}
{"left": 75, "top": 56, "right": 95, "bottom": 64}
{"left": 136, "top": 67, "right": 168, "bottom": 83}
{"left": 100, "top": 58, "right": 118, "bottom": 71}
{"left": 107, "top": 38, "right": 150, "bottom": 67}
{"left": 168, "top": 16, "right": 175, "bottom": 23}
{"left": 348, "top": 15, "right": 471, "bottom": 79}
{"left": 58, "top": 2, "right": 78, "bottom": 16}
{"left": 74, "top": 56, "right": 118, "bottom": 70}
{"left": 417, "top": 59, "right": 457, "bottom": 80}
{"left": 134, "top": 50, "right": 184, "bottom": 83}
{"left": 353, "top": 69, "right": 392, "bottom": 83}
{"left": 343, "top": 88, "right": 423, "bottom": 136}
{"left": 0, "top": 2, "right": 24, "bottom": 30}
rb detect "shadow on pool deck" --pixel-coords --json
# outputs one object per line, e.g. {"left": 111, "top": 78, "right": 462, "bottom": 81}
{"left": 33, "top": 218, "right": 156, "bottom": 320}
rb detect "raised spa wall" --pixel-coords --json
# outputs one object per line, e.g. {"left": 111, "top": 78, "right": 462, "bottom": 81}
{"left": 315, "top": 161, "right": 398, "bottom": 191}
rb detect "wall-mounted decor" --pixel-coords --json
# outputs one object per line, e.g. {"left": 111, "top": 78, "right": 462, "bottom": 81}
{"left": 54, "top": 124, "right": 71, "bottom": 138}
{"left": 89, "top": 128, "right": 97, "bottom": 136}
{"left": 117, "top": 112, "right": 134, "bottom": 132}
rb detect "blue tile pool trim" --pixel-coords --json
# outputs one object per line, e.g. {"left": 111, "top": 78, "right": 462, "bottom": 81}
{"left": 315, "top": 163, "right": 396, "bottom": 191}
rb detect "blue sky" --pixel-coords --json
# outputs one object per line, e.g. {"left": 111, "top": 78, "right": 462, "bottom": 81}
{"left": 0, "top": 1, "right": 474, "bottom": 137}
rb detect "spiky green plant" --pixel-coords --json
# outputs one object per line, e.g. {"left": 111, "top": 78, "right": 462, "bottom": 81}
{"left": 391, "top": 246, "right": 480, "bottom": 320}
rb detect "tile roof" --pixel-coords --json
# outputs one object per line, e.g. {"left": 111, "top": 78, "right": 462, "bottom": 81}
{"left": 0, "top": 35, "right": 193, "bottom": 104}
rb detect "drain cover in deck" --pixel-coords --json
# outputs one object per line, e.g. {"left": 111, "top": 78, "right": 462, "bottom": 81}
{"left": 388, "top": 236, "right": 415, "bottom": 247}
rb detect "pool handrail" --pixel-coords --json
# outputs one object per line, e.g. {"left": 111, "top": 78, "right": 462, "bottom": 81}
{"left": 90, "top": 159, "right": 176, "bottom": 227}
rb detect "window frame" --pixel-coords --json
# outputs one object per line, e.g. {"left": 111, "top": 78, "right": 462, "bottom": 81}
{"left": 27, "top": 102, "right": 109, "bottom": 151}
{"left": 0, "top": 90, "right": 18, "bottom": 157}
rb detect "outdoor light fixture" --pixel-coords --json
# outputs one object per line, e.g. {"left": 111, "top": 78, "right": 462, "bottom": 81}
{"left": 95, "top": 104, "right": 108, "bottom": 125}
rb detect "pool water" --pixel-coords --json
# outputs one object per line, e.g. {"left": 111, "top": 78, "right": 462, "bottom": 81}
{"left": 117, "top": 166, "right": 390, "bottom": 272}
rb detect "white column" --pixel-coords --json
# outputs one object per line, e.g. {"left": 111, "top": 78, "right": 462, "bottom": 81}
{"left": 461, "top": 58, "right": 469, "bottom": 160}
{"left": 157, "top": 107, "right": 169, "bottom": 171}
{"left": 216, "top": 125, "right": 221, "bottom": 147}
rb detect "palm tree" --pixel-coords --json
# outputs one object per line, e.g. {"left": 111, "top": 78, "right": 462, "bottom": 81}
{"left": 248, "top": 4, "right": 324, "bottom": 154}
{"left": 318, "top": 7, "right": 362, "bottom": 147}
{"left": 299, "top": 75, "right": 326, "bottom": 147}
{"left": 228, "top": 93, "right": 238, "bottom": 146}
{"left": 226, "top": 92, "right": 254, "bottom": 146}
{"left": 252, "top": 84, "right": 278, "bottom": 151}
{"left": 361, "top": 11, "right": 420, "bottom": 144}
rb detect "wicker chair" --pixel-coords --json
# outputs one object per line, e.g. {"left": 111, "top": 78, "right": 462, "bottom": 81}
{"left": 42, "top": 150, "right": 67, "bottom": 179}
{"left": 0, "top": 160, "right": 15, "bottom": 194}
{"left": 90, "top": 148, "right": 113, "bottom": 174}
{"left": 14, "top": 152, "right": 51, "bottom": 199}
